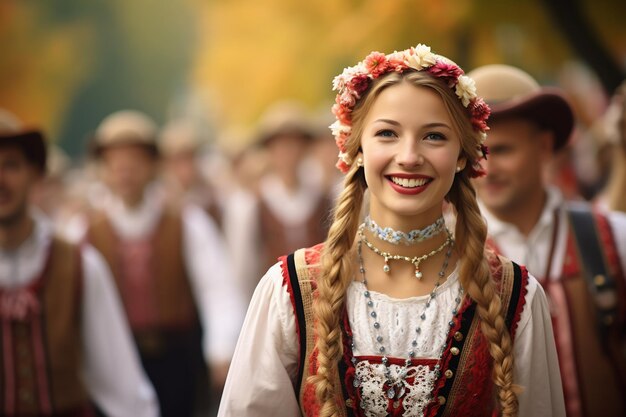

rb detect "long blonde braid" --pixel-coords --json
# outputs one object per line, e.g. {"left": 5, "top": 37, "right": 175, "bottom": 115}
{"left": 310, "top": 162, "right": 366, "bottom": 417}
{"left": 448, "top": 173, "right": 519, "bottom": 416}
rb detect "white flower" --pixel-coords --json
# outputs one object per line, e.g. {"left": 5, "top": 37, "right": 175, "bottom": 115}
{"left": 329, "top": 120, "right": 352, "bottom": 136}
{"left": 332, "top": 73, "right": 347, "bottom": 91}
{"left": 405, "top": 44, "right": 437, "bottom": 70}
{"left": 333, "top": 64, "right": 363, "bottom": 91}
{"left": 479, "top": 131, "right": 487, "bottom": 143}
{"left": 338, "top": 151, "right": 352, "bottom": 165}
{"left": 455, "top": 75, "right": 477, "bottom": 107}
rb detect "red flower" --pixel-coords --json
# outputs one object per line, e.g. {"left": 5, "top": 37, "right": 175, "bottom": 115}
{"left": 335, "top": 131, "right": 349, "bottom": 152}
{"left": 332, "top": 103, "right": 352, "bottom": 125}
{"left": 336, "top": 159, "right": 350, "bottom": 174}
{"left": 364, "top": 52, "right": 389, "bottom": 78}
{"left": 348, "top": 74, "right": 370, "bottom": 96}
{"left": 336, "top": 91, "right": 356, "bottom": 108}
{"left": 427, "top": 61, "right": 464, "bottom": 87}
{"left": 469, "top": 98, "right": 490, "bottom": 131}
{"left": 387, "top": 53, "right": 408, "bottom": 72}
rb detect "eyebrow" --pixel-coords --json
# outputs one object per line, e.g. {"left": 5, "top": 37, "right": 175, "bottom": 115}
{"left": 372, "top": 119, "right": 452, "bottom": 129}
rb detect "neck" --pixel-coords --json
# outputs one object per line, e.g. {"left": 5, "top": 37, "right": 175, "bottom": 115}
{"left": 120, "top": 192, "right": 146, "bottom": 210}
{"left": 276, "top": 167, "right": 300, "bottom": 191}
{"left": 0, "top": 211, "right": 35, "bottom": 251}
{"left": 492, "top": 189, "right": 547, "bottom": 237}
{"left": 365, "top": 215, "right": 445, "bottom": 246}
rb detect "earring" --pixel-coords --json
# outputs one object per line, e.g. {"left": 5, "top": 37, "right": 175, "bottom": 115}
{"left": 356, "top": 157, "right": 363, "bottom": 167}
{"left": 455, "top": 166, "right": 462, "bottom": 172}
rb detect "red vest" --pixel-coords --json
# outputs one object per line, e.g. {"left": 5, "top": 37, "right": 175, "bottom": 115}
{"left": 86, "top": 208, "right": 198, "bottom": 354}
{"left": 0, "top": 238, "right": 91, "bottom": 416}
{"left": 258, "top": 194, "right": 332, "bottom": 273}
{"left": 282, "top": 246, "right": 527, "bottom": 417}
{"left": 487, "top": 208, "right": 626, "bottom": 417}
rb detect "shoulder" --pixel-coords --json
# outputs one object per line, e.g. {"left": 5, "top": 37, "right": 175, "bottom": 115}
{"left": 488, "top": 254, "right": 529, "bottom": 295}
{"left": 252, "top": 261, "right": 298, "bottom": 327}
{"left": 602, "top": 209, "right": 626, "bottom": 239}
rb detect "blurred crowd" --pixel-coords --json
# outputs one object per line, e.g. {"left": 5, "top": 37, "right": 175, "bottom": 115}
{"left": 1, "top": 67, "right": 625, "bottom": 416}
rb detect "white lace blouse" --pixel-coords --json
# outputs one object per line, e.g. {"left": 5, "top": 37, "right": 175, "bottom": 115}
{"left": 218, "top": 261, "right": 565, "bottom": 417}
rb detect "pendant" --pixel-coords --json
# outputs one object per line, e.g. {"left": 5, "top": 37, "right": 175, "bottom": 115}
{"left": 415, "top": 267, "right": 422, "bottom": 279}
{"left": 387, "top": 387, "right": 396, "bottom": 399}
{"left": 383, "top": 257, "right": 391, "bottom": 273}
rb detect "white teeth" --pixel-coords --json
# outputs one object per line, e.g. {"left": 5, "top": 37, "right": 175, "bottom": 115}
{"left": 390, "top": 177, "right": 428, "bottom": 188}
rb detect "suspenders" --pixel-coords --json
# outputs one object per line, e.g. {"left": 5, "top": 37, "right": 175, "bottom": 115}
{"left": 566, "top": 202, "right": 621, "bottom": 349}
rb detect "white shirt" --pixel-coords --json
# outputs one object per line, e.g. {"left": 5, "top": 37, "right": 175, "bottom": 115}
{"left": 74, "top": 182, "right": 246, "bottom": 364}
{"left": 480, "top": 186, "right": 626, "bottom": 281}
{"left": 0, "top": 211, "right": 159, "bottom": 417}
{"left": 218, "top": 262, "right": 565, "bottom": 417}
{"left": 223, "top": 170, "right": 327, "bottom": 303}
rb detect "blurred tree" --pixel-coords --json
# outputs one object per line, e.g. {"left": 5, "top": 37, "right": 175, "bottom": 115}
{"left": 542, "top": 0, "right": 625, "bottom": 94}
{"left": 1, "top": 0, "right": 624, "bottom": 154}
{"left": 0, "top": 1, "right": 94, "bottom": 138}
{"left": 58, "top": 0, "right": 198, "bottom": 158}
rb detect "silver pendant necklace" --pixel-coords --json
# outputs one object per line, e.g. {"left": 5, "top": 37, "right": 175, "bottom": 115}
{"left": 358, "top": 225, "right": 452, "bottom": 279}
{"left": 351, "top": 234, "right": 463, "bottom": 405}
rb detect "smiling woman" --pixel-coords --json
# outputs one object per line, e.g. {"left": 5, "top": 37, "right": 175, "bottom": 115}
{"left": 359, "top": 81, "right": 464, "bottom": 223}
{"left": 218, "top": 44, "right": 565, "bottom": 417}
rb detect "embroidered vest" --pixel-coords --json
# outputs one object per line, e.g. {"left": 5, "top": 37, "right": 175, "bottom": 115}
{"left": 258, "top": 194, "right": 332, "bottom": 273}
{"left": 86, "top": 208, "right": 198, "bottom": 343}
{"left": 0, "top": 237, "right": 90, "bottom": 416}
{"left": 486, "top": 206, "right": 626, "bottom": 417}
{"left": 281, "top": 246, "right": 527, "bottom": 417}
{"left": 550, "top": 209, "right": 626, "bottom": 417}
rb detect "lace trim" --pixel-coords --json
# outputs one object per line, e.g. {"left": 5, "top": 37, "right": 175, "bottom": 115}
{"left": 355, "top": 360, "right": 436, "bottom": 416}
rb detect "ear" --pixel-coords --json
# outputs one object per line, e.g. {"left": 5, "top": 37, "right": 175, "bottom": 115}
{"left": 537, "top": 130, "right": 555, "bottom": 162}
{"left": 456, "top": 154, "right": 467, "bottom": 172}
{"left": 355, "top": 150, "right": 364, "bottom": 167}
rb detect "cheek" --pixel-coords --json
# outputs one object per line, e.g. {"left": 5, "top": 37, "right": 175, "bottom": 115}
{"left": 362, "top": 147, "right": 390, "bottom": 181}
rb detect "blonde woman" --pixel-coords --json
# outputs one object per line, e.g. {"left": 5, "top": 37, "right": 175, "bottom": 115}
{"left": 218, "top": 45, "right": 564, "bottom": 417}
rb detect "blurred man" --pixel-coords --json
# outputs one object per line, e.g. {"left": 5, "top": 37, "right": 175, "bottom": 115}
{"left": 223, "top": 101, "right": 333, "bottom": 301}
{"left": 469, "top": 65, "right": 626, "bottom": 417}
{"left": 159, "top": 119, "right": 224, "bottom": 228}
{"left": 0, "top": 109, "right": 158, "bottom": 416}
{"left": 80, "top": 110, "right": 243, "bottom": 417}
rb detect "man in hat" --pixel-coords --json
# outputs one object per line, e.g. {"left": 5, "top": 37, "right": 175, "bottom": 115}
{"left": 80, "top": 110, "right": 244, "bottom": 417}
{"left": 468, "top": 65, "right": 626, "bottom": 417}
{"left": 0, "top": 109, "right": 158, "bottom": 416}
{"left": 159, "top": 119, "right": 225, "bottom": 229}
{"left": 223, "top": 101, "right": 333, "bottom": 302}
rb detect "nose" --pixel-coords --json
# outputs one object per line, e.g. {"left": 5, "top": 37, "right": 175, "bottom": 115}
{"left": 396, "top": 138, "right": 423, "bottom": 168}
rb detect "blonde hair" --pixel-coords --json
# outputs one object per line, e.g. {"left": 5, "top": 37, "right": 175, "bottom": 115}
{"left": 311, "top": 71, "right": 518, "bottom": 416}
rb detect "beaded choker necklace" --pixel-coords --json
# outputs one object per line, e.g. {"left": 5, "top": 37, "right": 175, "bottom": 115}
{"left": 358, "top": 225, "right": 452, "bottom": 279}
{"left": 364, "top": 215, "right": 446, "bottom": 245}
{"left": 352, "top": 238, "right": 463, "bottom": 404}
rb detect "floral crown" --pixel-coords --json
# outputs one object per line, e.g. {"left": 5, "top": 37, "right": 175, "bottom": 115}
{"left": 330, "top": 44, "right": 490, "bottom": 177}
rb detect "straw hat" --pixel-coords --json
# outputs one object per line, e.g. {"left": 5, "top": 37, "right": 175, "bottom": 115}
{"left": 92, "top": 110, "right": 158, "bottom": 157}
{"left": 255, "top": 100, "right": 314, "bottom": 146}
{"left": 159, "top": 120, "right": 202, "bottom": 157}
{"left": 467, "top": 64, "right": 574, "bottom": 150}
{"left": 0, "top": 109, "right": 47, "bottom": 172}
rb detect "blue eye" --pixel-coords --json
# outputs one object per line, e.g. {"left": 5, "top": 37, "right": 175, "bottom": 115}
{"left": 375, "top": 129, "right": 396, "bottom": 138}
{"left": 425, "top": 132, "right": 445, "bottom": 141}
